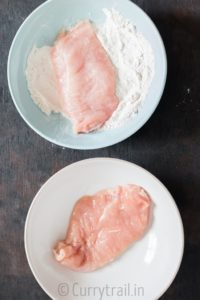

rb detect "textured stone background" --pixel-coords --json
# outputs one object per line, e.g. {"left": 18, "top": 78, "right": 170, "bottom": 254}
{"left": 0, "top": 0, "right": 200, "bottom": 299}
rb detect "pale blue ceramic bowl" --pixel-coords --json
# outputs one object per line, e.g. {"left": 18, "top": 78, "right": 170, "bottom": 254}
{"left": 7, "top": 0, "right": 167, "bottom": 150}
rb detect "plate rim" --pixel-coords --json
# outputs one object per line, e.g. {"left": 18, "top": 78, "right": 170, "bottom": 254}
{"left": 7, "top": 0, "right": 167, "bottom": 150}
{"left": 24, "top": 158, "right": 184, "bottom": 300}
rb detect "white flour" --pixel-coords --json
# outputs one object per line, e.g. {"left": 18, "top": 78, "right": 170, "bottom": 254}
{"left": 26, "top": 46, "right": 63, "bottom": 115}
{"left": 97, "top": 9, "right": 154, "bottom": 130}
{"left": 26, "top": 9, "right": 154, "bottom": 131}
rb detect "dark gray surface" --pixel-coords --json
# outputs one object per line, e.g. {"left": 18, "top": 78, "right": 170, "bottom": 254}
{"left": 0, "top": 0, "right": 200, "bottom": 299}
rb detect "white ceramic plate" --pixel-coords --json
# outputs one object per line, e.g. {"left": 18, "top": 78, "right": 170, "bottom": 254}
{"left": 24, "top": 158, "right": 184, "bottom": 300}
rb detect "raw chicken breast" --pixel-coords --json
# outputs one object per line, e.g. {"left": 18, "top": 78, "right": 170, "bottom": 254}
{"left": 51, "top": 21, "right": 119, "bottom": 133}
{"left": 53, "top": 184, "right": 152, "bottom": 272}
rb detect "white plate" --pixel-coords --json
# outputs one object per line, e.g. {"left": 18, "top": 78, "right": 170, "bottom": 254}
{"left": 24, "top": 158, "right": 184, "bottom": 300}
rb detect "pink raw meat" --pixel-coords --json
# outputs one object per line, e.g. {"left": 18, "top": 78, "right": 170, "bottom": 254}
{"left": 53, "top": 184, "right": 152, "bottom": 272}
{"left": 51, "top": 21, "right": 119, "bottom": 133}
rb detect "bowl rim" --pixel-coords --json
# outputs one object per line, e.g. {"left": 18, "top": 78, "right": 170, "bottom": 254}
{"left": 7, "top": 0, "right": 167, "bottom": 150}
{"left": 24, "top": 157, "right": 184, "bottom": 300}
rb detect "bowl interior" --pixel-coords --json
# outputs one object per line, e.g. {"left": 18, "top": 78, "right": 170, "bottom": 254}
{"left": 8, "top": 0, "right": 167, "bottom": 149}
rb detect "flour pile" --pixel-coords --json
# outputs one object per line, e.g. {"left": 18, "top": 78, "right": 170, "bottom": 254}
{"left": 97, "top": 9, "right": 154, "bottom": 129}
{"left": 26, "top": 9, "right": 154, "bottom": 131}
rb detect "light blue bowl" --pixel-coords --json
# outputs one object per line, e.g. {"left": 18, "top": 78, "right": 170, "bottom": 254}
{"left": 7, "top": 0, "right": 167, "bottom": 150}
